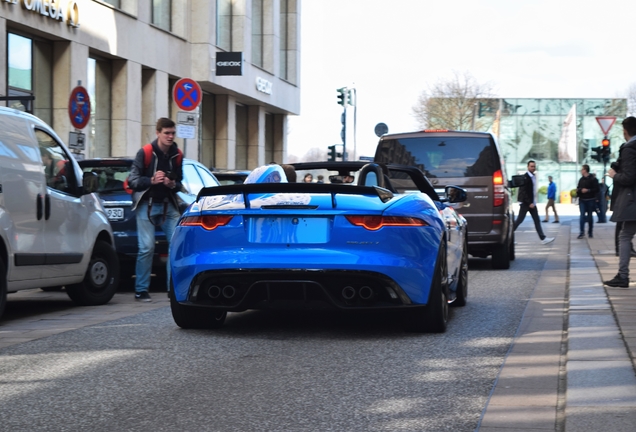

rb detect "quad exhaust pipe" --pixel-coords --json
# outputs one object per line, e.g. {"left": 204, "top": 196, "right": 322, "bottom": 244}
{"left": 222, "top": 285, "right": 236, "bottom": 299}
{"left": 342, "top": 286, "right": 356, "bottom": 300}
{"left": 207, "top": 285, "right": 221, "bottom": 299}
{"left": 359, "top": 286, "right": 373, "bottom": 300}
{"left": 341, "top": 285, "right": 374, "bottom": 301}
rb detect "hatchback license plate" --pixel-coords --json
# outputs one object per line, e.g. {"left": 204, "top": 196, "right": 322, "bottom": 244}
{"left": 106, "top": 207, "right": 124, "bottom": 221}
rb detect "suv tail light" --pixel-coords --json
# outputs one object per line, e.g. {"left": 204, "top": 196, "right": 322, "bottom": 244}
{"left": 493, "top": 170, "right": 504, "bottom": 207}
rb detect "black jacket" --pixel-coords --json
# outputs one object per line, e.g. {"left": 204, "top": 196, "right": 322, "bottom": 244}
{"left": 517, "top": 172, "right": 535, "bottom": 206}
{"left": 610, "top": 139, "right": 636, "bottom": 222}
{"left": 127, "top": 140, "right": 183, "bottom": 211}
{"left": 576, "top": 175, "right": 599, "bottom": 201}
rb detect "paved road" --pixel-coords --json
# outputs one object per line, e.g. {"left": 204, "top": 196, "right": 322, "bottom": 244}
{"left": 0, "top": 220, "right": 564, "bottom": 431}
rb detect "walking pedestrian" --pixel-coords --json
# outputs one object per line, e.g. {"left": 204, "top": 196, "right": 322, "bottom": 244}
{"left": 604, "top": 116, "right": 636, "bottom": 288}
{"left": 543, "top": 175, "right": 559, "bottom": 223}
{"left": 127, "top": 117, "right": 183, "bottom": 302}
{"left": 513, "top": 160, "right": 555, "bottom": 245}
{"left": 303, "top": 173, "right": 313, "bottom": 183}
{"left": 576, "top": 164, "right": 599, "bottom": 239}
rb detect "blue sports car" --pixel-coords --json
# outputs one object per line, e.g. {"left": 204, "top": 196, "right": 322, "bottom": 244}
{"left": 169, "top": 162, "right": 468, "bottom": 332}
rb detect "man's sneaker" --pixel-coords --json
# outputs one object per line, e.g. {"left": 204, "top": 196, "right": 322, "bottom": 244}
{"left": 135, "top": 291, "right": 152, "bottom": 302}
{"left": 588, "top": 233, "right": 593, "bottom": 238}
{"left": 542, "top": 220, "right": 548, "bottom": 223}
{"left": 541, "top": 237, "right": 555, "bottom": 245}
{"left": 604, "top": 274, "right": 629, "bottom": 288}
{"left": 577, "top": 234, "right": 585, "bottom": 239}
{"left": 553, "top": 220, "right": 560, "bottom": 223}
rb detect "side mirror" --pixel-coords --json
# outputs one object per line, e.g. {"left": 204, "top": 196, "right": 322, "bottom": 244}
{"left": 445, "top": 185, "right": 467, "bottom": 203}
{"left": 509, "top": 175, "right": 525, "bottom": 188}
{"left": 83, "top": 171, "right": 99, "bottom": 194}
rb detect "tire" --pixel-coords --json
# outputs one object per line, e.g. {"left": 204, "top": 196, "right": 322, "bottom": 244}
{"left": 491, "top": 237, "right": 511, "bottom": 269}
{"left": 66, "top": 241, "right": 120, "bottom": 306}
{"left": 0, "top": 257, "right": 7, "bottom": 320}
{"left": 41, "top": 286, "right": 64, "bottom": 292}
{"left": 403, "top": 242, "right": 449, "bottom": 333}
{"left": 509, "top": 231, "right": 516, "bottom": 261}
{"left": 170, "top": 281, "right": 227, "bottom": 329}
{"left": 452, "top": 239, "right": 468, "bottom": 307}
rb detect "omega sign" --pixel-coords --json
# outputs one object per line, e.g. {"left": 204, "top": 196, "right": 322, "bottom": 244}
{"left": 3, "top": 0, "right": 80, "bottom": 28}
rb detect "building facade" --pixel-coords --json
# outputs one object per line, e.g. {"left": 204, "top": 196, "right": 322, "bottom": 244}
{"left": 479, "top": 98, "right": 627, "bottom": 201}
{"left": 0, "top": 0, "right": 300, "bottom": 169}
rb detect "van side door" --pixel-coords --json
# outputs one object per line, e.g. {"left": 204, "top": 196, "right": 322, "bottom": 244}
{"left": 35, "top": 128, "right": 89, "bottom": 279}
{"left": 0, "top": 115, "right": 46, "bottom": 282}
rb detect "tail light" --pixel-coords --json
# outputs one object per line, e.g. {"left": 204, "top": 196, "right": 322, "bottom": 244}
{"left": 493, "top": 170, "right": 505, "bottom": 207}
{"left": 179, "top": 215, "right": 233, "bottom": 230}
{"left": 345, "top": 215, "right": 428, "bottom": 231}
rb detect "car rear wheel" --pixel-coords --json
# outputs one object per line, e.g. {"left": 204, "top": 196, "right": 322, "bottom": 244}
{"left": 403, "top": 242, "right": 449, "bottom": 333}
{"left": 170, "top": 282, "right": 227, "bottom": 329}
{"left": 453, "top": 239, "right": 468, "bottom": 307}
{"left": 491, "top": 237, "right": 511, "bottom": 269}
{"left": 0, "top": 257, "right": 7, "bottom": 319}
{"left": 66, "top": 241, "right": 120, "bottom": 306}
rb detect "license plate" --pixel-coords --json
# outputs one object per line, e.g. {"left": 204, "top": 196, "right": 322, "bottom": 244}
{"left": 106, "top": 207, "right": 124, "bottom": 221}
{"left": 248, "top": 217, "right": 329, "bottom": 243}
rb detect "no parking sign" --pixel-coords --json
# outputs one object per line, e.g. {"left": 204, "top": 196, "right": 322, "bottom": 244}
{"left": 68, "top": 86, "right": 91, "bottom": 129}
{"left": 173, "top": 78, "right": 202, "bottom": 112}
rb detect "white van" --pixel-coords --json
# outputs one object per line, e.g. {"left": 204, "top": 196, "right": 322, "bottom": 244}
{"left": 0, "top": 107, "right": 119, "bottom": 319}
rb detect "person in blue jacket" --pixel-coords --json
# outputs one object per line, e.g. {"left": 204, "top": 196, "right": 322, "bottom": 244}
{"left": 543, "top": 175, "right": 559, "bottom": 223}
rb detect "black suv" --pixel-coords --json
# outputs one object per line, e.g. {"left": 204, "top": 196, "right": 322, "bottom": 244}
{"left": 374, "top": 130, "right": 514, "bottom": 269}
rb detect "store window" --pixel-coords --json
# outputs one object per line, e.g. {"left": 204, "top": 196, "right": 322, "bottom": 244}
{"left": 7, "top": 33, "right": 33, "bottom": 112}
{"left": 87, "top": 57, "right": 112, "bottom": 158}
{"left": 152, "top": 0, "right": 171, "bottom": 31}
{"left": 251, "top": 0, "right": 264, "bottom": 68}
{"left": 216, "top": 0, "right": 232, "bottom": 50}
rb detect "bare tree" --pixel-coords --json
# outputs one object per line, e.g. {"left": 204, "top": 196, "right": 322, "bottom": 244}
{"left": 412, "top": 71, "right": 496, "bottom": 130}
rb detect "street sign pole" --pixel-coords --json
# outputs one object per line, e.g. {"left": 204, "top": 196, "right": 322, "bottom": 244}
{"left": 173, "top": 78, "right": 202, "bottom": 159}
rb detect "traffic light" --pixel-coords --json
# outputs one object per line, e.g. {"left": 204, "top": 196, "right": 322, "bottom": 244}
{"left": 602, "top": 137, "right": 611, "bottom": 163}
{"left": 591, "top": 146, "right": 603, "bottom": 163}
{"left": 328, "top": 145, "right": 336, "bottom": 162}
{"left": 337, "top": 87, "right": 347, "bottom": 106}
{"left": 346, "top": 89, "right": 355, "bottom": 107}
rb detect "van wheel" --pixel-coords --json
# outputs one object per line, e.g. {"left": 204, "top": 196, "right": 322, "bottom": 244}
{"left": 492, "top": 238, "right": 511, "bottom": 269}
{"left": 403, "top": 243, "right": 449, "bottom": 333}
{"left": 0, "top": 257, "right": 7, "bottom": 319}
{"left": 170, "top": 281, "right": 226, "bottom": 329}
{"left": 509, "top": 232, "right": 516, "bottom": 261}
{"left": 66, "top": 241, "right": 120, "bottom": 306}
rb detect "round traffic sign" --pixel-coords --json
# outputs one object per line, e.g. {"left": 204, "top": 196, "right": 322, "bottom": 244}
{"left": 173, "top": 78, "right": 202, "bottom": 112}
{"left": 68, "top": 86, "right": 91, "bottom": 130}
{"left": 374, "top": 122, "right": 389, "bottom": 137}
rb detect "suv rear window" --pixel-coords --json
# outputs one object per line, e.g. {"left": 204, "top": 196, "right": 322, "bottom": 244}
{"left": 80, "top": 162, "right": 131, "bottom": 193}
{"left": 375, "top": 135, "right": 498, "bottom": 178}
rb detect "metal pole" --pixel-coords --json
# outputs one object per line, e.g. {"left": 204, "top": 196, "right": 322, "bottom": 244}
{"left": 342, "top": 107, "right": 347, "bottom": 161}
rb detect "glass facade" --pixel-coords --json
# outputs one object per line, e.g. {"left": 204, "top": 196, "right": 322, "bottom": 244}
{"left": 478, "top": 98, "right": 627, "bottom": 202}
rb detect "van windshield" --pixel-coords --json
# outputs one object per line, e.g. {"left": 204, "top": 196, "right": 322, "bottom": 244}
{"left": 375, "top": 136, "right": 498, "bottom": 178}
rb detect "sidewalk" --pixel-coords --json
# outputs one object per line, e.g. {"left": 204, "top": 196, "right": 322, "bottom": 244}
{"left": 479, "top": 211, "right": 636, "bottom": 431}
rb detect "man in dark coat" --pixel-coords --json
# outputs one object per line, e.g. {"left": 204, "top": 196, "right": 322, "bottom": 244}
{"left": 576, "top": 164, "right": 599, "bottom": 239}
{"left": 513, "top": 160, "right": 555, "bottom": 245}
{"left": 604, "top": 116, "right": 636, "bottom": 288}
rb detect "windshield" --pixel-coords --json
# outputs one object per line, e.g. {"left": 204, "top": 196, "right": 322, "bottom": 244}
{"left": 81, "top": 164, "right": 130, "bottom": 193}
{"left": 375, "top": 136, "right": 498, "bottom": 178}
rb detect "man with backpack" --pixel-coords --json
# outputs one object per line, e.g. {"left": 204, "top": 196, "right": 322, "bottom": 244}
{"left": 127, "top": 118, "right": 183, "bottom": 302}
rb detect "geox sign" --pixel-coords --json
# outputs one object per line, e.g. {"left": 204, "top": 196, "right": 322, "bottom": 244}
{"left": 215, "top": 52, "right": 243, "bottom": 76}
{"left": 3, "top": 0, "right": 80, "bottom": 28}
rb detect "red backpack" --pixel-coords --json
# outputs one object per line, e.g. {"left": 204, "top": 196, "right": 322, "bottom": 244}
{"left": 123, "top": 144, "right": 183, "bottom": 194}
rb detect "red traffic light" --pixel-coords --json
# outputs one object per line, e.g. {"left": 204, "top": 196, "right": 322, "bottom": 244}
{"left": 602, "top": 138, "right": 610, "bottom": 147}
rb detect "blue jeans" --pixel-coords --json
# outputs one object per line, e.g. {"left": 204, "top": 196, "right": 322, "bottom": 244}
{"left": 579, "top": 199, "right": 595, "bottom": 236}
{"left": 135, "top": 200, "right": 180, "bottom": 293}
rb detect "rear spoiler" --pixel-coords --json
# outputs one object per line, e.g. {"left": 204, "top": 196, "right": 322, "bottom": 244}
{"left": 197, "top": 183, "right": 394, "bottom": 209}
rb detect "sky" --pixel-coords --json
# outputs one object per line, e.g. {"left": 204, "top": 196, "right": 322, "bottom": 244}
{"left": 287, "top": 0, "right": 636, "bottom": 161}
